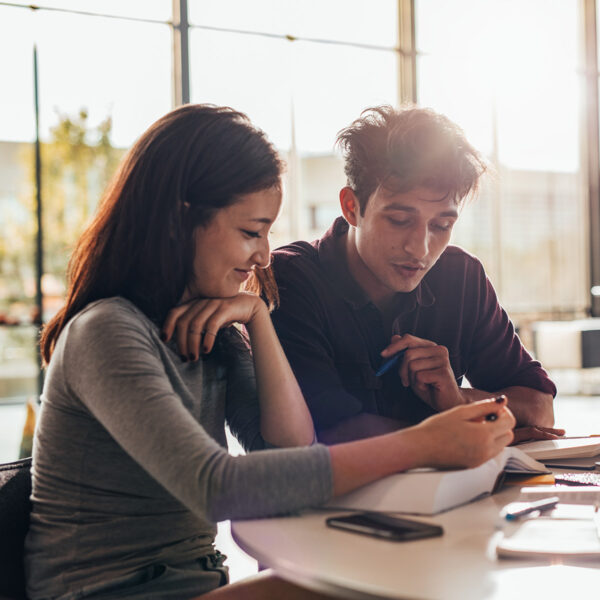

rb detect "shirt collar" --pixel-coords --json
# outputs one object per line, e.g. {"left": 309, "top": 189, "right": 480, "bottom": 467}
{"left": 316, "top": 217, "right": 436, "bottom": 312}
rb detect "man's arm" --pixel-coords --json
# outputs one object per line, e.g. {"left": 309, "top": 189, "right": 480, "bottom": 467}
{"left": 382, "top": 332, "right": 558, "bottom": 435}
{"left": 459, "top": 258, "right": 558, "bottom": 429}
{"left": 382, "top": 335, "right": 554, "bottom": 427}
{"left": 269, "top": 255, "right": 363, "bottom": 434}
{"left": 270, "top": 252, "right": 411, "bottom": 442}
{"left": 460, "top": 386, "right": 565, "bottom": 443}
{"left": 317, "top": 381, "right": 558, "bottom": 445}
{"left": 460, "top": 386, "right": 554, "bottom": 427}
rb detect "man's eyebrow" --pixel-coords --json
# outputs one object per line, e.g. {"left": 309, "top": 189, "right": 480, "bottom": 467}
{"left": 383, "top": 204, "right": 459, "bottom": 218}
{"left": 437, "top": 209, "right": 459, "bottom": 218}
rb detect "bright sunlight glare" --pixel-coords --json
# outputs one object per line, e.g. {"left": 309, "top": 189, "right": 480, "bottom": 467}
{"left": 0, "top": 0, "right": 585, "bottom": 174}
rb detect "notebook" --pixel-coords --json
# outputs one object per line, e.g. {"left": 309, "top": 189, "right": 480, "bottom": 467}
{"left": 496, "top": 505, "right": 600, "bottom": 559}
{"left": 519, "top": 486, "right": 600, "bottom": 504}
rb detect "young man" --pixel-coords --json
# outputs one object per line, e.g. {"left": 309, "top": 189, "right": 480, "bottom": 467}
{"left": 270, "top": 105, "right": 560, "bottom": 444}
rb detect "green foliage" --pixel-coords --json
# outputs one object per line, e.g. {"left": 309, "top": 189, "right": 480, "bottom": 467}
{"left": 39, "top": 108, "right": 122, "bottom": 283}
{"left": 3, "top": 109, "right": 122, "bottom": 319}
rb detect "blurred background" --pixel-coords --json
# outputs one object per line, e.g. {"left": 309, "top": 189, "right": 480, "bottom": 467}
{"left": 3, "top": 0, "right": 600, "bottom": 582}
{"left": 2, "top": 0, "right": 600, "bottom": 448}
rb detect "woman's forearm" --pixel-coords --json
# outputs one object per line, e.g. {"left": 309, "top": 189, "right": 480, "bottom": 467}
{"left": 246, "top": 306, "right": 315, "bottom": 447}
{"left": 329, "top": 398, "right": 516, "bottom": 497}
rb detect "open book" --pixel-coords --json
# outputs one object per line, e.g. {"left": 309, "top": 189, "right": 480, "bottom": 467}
{"left": 325, "top": 447, "right": 547, "bottom": 515}
{"left": 515, "top": 437, "right": 600, "bottom": 460}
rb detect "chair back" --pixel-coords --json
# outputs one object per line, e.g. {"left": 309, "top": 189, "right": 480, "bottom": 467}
{"left": 0, "top": 458, "right": 32, "bottom": 600}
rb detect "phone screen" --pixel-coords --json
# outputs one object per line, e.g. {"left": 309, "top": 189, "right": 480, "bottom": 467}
{"left": 326, "top": 512, "right": 443, "bottom": 541}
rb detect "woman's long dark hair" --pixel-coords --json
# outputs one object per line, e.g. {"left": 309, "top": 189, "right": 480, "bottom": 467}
{"left": 41, "top": 104, "right": 283, "bottom": 364}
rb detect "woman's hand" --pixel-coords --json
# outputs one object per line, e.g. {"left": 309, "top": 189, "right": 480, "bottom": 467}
{"left": 164, "top": 291, "right": 315, "bottom": 447}
{"left": 329, "top": 397, "right": 516, "bottom": 497}
{"left": 410, "top": 396, "right": 516, "bottom": 470}
{"left": 162, "top": 292, "right": 266, "bottom": 361}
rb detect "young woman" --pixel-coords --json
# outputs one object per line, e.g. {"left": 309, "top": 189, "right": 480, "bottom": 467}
{"left": 25, "top": 104, "right": 515, "bottom": 600}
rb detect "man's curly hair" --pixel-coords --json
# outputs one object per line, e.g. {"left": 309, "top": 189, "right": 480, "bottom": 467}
{"left": 336, "top": 105, "right": 487, "bottom": 213}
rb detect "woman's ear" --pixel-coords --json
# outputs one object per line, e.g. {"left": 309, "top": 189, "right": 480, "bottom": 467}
{"left": 339, "top": 187, "right": 360, "bottom": 227}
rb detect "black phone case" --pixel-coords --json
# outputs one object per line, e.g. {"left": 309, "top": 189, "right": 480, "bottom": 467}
{"left": 325, "top": 512, "right": 443, "bottom": 541}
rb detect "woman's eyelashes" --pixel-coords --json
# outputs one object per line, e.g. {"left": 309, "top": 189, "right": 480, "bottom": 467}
{"left": 241, "top": 229, "right": 262, "bottom": 238}
{"left": 241, "top": 228, "right": 274, "bottom": 239}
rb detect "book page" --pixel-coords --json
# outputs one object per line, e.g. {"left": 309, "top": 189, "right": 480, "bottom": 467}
{"left": 503, "top": 446, "right": 549, "bottom": 473}
{"left": 515, "top": 438, "right": 600, "bottom": 460}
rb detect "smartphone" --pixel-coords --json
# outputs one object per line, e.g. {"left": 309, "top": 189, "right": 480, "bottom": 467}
{"left": 325, "top": 512, "right": 443, "bottom": 541}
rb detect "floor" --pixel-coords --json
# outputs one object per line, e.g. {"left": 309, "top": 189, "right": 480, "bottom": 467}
{"left": 1, "top": 390, "right": 598, "bottom": 585}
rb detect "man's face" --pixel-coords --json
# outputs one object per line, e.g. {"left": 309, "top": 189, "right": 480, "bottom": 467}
{"left": 348, "top": 185, "right": 459, "bottom": 304}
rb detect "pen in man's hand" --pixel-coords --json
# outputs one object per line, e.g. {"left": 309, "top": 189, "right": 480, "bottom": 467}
{"left": 503, "top": 496, "right": 560, "bottom": 521}
{"left": 375, "top": 349, "right": 407, "bottom": 377}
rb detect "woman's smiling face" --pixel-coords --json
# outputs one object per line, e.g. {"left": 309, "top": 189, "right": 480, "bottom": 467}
{"left": 183, "top": 185, "right": 282, "bottom": 301}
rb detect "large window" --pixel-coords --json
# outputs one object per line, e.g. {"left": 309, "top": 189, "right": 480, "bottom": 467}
{"left": 0, "top": 2, "right": 172, "bottom": 411}
{"left": 0, "top": 5, "right": 39, "bottom": 405}
{"left": 415, "top": 0, "right": 588, "bottom": 319}
{"left": 189, "top": 0, "right": 399, "bottom": 247}
{"left": 1, "top": 0, "right": 600, "bottom": 428}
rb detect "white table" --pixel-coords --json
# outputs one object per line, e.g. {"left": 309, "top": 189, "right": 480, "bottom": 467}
{"left": 232, "top": 483, "right": 600, "bottom": 600}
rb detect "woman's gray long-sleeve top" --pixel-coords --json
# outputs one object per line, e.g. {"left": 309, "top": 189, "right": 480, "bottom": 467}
{"left": 24, "top": 298, "right": 333, "bottom": 599}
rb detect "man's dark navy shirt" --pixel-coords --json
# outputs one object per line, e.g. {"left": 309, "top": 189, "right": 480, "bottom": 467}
{"left": 270, "top": 217, "right": 556, "bottom": 433}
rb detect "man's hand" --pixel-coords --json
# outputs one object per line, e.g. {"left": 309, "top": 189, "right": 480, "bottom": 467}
{"left": 511, "top": 425, "right": 566, "bottom": 445}
{"left": 381, "top": 334, "right": 464, "bottom": 412}
{"left": 162, "top": 292, "right": 265, "bottom": 360}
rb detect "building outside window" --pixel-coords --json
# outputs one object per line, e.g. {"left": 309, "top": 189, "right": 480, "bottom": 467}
{"left": 0, "top": 0, "right": 172, "bottom": 458}
{"left": 415, "top": 0, "right": 588, "bottom": 323}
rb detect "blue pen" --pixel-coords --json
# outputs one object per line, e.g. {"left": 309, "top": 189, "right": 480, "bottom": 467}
{"left": 503, "top": 496, "right": 559, "bottom": 521}
{"left": 375, "top": 349, "right": 407, "bottom": 377}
